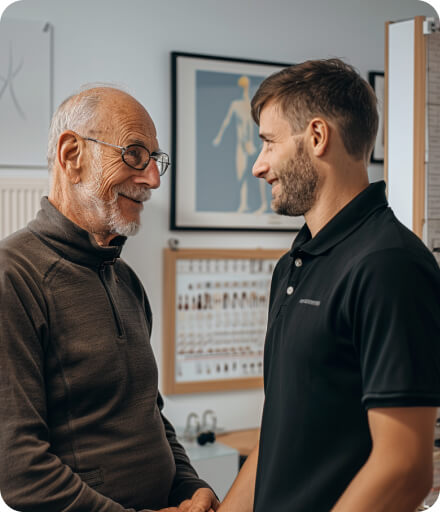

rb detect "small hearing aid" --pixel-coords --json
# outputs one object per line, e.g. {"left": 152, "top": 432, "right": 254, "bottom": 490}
{"left": 183, "top": 412, "right": 200, "bottom": 443}
{"left": 197, "top": 409, "right": 217, "bottom": 446}
{"left": 168, "top": 238, "right": 179, "bottom": 251}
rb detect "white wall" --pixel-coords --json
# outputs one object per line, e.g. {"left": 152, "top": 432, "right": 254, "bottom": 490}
{"left": 2, "top": 0, "right": 437, "bottom": 432}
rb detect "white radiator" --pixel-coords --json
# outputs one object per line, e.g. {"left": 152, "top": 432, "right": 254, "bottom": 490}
{"left": 0, "top": 176, "right": 49, "bottom": 240}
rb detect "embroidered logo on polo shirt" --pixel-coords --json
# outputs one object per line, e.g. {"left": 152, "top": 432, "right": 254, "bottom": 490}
{"left": 299, "top": 299, "right": 321, "bottom": 307}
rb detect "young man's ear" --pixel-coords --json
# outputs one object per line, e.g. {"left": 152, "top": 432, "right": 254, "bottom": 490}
{"left": 307, "top": 118, "right": 330, "bottom": 157}
{"left": 57, "top": 131, "right": 84, "bottom": 184}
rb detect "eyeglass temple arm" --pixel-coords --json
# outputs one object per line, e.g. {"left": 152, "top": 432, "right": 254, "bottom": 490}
{"left": 84, "top": 137, "right": 124, "bottom": 151}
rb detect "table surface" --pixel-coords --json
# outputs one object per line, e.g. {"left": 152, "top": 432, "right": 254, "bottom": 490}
{"left": 217, "top": 428, "right": 260, "bottom": 456}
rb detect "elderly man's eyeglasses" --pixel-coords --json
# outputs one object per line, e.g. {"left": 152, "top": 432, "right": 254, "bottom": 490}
{"left": 80, "top": 136, "right": 170, "bottom": 176}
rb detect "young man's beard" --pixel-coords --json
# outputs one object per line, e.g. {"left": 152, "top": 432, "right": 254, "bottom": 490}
{"left": 74, "top": 149, "right": 151, "bottom": 237}
{"left": 272, "top": 140, "right": 319, "bottom": 217}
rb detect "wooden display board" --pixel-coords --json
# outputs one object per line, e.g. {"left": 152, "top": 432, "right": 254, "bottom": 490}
{"left": 386, "top": 16, "right": 427, "bottom": 239}
{"left": 162, "top": 248, "right": 286, "bottom": 394}
{"left": 385, "top": 16, "right": 440, "bottom": 263}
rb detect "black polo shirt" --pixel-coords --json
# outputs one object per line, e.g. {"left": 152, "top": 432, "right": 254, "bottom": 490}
{"left": 254, "top": 181, "right": 440, "bottom": 512}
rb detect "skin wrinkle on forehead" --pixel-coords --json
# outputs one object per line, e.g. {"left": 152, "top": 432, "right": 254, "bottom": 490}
{"left": 87, "top": 96, "right": 158, "bottom": 198}
{"left": 85, "top": 88, "right": 158, "bottom": 148}
{"left": 116, "top": 114, "right": 158, "bottom": 151}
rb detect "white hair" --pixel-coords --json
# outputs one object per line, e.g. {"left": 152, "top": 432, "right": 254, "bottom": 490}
{"left": 46, "top": 82, "right": 129, "bottom": 172}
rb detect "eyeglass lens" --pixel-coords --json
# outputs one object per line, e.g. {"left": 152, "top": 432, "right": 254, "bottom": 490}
{"left": 123, "top": 145, "right": 149, "bottom": 169}
{"left": 123, "top": 145, "right": 169, "bottom": 175}
{"left": 153, "top": 152, "right": 170, "bottom": 176}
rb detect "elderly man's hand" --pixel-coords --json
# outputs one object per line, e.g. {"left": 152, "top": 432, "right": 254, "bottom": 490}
{"left": 177, "top": 488, "right": 220, "bottom": 512}
{"left": 142, "top": 508, "right": 178, "bottom": 512}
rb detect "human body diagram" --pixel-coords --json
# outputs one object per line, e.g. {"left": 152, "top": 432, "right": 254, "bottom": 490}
{"left": 212, "top": 76, "right": 269, "bottom": 214}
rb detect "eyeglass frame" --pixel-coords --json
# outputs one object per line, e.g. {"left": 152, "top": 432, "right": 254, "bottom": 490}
{"left": 78, "top": 135, "right": 170, "bottom": 176}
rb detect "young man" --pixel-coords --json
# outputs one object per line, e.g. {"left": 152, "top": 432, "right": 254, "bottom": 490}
{"left": 219, "top": 59, "right": 440, "bottom": 512}
{"left": 0, "top": 86, "right": 218, "bottom": 512}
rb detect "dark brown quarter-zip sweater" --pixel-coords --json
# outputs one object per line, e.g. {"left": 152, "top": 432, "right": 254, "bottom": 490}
{"left": 0, "top": 197, "right": 209, "bottom": 511}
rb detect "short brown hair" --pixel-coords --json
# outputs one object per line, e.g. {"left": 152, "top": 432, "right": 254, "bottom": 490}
{"left": 251, "top": 58, "right": 378, "bottom": 161}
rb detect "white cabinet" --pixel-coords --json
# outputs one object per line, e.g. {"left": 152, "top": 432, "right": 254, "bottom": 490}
{"left": 180, "top": 440, "right": 239, "bottom": 500}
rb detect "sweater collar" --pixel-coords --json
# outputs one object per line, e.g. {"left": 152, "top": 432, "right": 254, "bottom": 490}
{"left": 290, "top": 181, "right": 389, "bottom": 257}
{"left": 28, "top": 197, "right": 126, "bottom": 268}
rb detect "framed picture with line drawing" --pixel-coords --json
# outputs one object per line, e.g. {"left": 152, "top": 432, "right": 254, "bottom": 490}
{"left": 171, "top": 52, "right": 303, "bottom": 231}
{"left": 0, "top": 19, "right": 52, "bottom": 167}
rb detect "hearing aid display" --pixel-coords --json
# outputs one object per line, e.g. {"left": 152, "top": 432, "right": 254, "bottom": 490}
{"left": 163, "top": 248, "right": 286, "bottom": 394}
{"left": 182, "top": 410, "right": 218, "bottom": 446}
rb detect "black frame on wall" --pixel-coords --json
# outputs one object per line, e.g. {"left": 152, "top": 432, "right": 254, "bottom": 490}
{"left": 170, "top": 51, "right": 300, "bottom": 232}
{"left": 368, "top": 71, "right": 385, "bottom": 164}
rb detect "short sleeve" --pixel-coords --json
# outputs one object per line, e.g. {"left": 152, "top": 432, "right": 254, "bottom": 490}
{"left": 348, "top": 248, "right": 440, "bottom": 409}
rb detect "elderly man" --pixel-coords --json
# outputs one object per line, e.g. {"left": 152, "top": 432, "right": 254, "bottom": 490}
{"left": 218, "top": 59, "right": 440, "bottom": 512}
{"left": 0, "top": 87, "right": 218, "bottom": 512}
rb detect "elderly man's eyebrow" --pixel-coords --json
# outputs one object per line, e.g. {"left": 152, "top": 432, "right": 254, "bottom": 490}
{"left": 128, "top": 138, "right": 161, "bottom": 153}
{"left": 259, "top": 132, "right": 275, "bottom": 141}
{"left": 128, "top": 138, "right": 148, "bottom": 146}
{"left": 129, "top": 138, "right": 157, "bottom": 149}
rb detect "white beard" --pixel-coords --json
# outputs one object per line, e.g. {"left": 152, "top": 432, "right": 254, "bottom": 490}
{"left": 74, "top": 147, "right": 151, "bottom": 237}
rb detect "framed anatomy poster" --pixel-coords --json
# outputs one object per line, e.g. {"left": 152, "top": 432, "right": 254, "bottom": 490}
{"left": 171, "top": 52, "right": 301, "bottom": 231}
{"left": 162, "top": 248, "right": 286, "bottom": 394}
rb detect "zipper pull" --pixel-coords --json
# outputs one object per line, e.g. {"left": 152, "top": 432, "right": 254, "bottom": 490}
{"left": 99, "top": 258, "right": 117, "bottom": 270}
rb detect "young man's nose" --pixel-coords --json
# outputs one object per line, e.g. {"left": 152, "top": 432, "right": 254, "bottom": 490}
{"left": 252, "top": 152, "right": 269, "bottom": 178}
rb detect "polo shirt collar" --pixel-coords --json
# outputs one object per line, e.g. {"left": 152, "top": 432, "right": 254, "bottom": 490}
{"left": 290, "top": 181, "right": 388, "bottom": 257}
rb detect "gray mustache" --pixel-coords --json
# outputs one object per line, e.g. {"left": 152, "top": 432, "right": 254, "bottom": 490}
{"left": 113, "top": 184, "right": 152, "bottom": 202}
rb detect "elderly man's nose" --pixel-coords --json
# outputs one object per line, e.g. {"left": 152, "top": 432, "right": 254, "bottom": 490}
{"left": 133, "top": 160, "right": 160, "bottom": 189}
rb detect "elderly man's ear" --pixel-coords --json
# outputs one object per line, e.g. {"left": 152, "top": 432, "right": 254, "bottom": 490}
{"left": 57, "top": 131, "right": 84, "bottom": 184}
